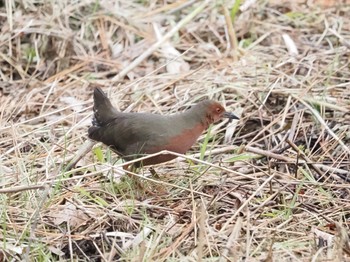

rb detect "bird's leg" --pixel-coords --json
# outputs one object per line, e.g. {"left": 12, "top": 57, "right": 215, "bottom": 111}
{"left": 148, "top": 167, "right": 168, "bottom": 195}
{"left": 124, "top": 165, "right": 166, "bottom": 196}
{"left": 149, "top": 167, "right": 160, "bottom": 178}
{"left": 122, "top": 164, "right": 149, "bottom": 194}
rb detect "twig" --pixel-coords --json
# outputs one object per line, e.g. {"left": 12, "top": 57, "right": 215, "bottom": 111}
{"left": 0, "top": 184, "right": 46, "bottom": 194}
{"left": 64, "top": 139, "right": 96, "bottom": 171}
{"left": 244, "top": 145, "right": 350, "bottom": 178}
{"left": 24, "top": 184, "right": 51, "bottom": 259}
{"left": 328, "top": 28, "right": 350, "bottom": 49}
{"left": 220, "top": 173, "right": 276, "bottom": 232}
{"left": 292, "top": 94, "right": 350, "bottom": 155}
{"left": 285, "top": 139, "right": 325, "bottom": 180}
{"left": 219, "top": 217, "right": 242, "bottom": 262}
{"left": 192, "top": 145, "right": 239, "bottom": 158}
{"left": 223, "top": 5, "right": 238, "bottom": 60}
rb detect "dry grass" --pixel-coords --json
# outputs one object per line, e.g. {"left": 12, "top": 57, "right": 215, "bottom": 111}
{"left": 1, "top": 0, "right": 350, "bottom": 261}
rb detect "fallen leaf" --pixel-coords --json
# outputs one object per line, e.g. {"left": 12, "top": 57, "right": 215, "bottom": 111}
{"left": 50, "top": 202, "right": 89, "bottom": 227}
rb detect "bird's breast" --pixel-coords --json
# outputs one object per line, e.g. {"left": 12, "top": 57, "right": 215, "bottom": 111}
{"left": 154, "top": 122, "right": 205, "bottom": 154}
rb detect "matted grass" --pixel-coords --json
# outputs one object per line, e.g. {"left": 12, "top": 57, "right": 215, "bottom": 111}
{"left": 0, "top": 0, "right": 349, "bottom": 261}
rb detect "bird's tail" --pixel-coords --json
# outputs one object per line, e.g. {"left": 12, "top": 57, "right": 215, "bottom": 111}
{"left": 91, "top": 87, "right": 118, "bottom": 127}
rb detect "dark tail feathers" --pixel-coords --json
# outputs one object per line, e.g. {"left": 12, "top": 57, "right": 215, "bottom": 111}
{"left": 91, "top": 87, "right": 118, "bottom": 127}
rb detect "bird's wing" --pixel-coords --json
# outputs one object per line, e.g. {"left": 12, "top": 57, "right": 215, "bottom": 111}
{"left": 88, "top": 113, "right": 173, "bottom": 158}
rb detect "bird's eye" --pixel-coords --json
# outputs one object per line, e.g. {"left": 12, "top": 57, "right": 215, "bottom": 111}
{"left": 216, "top": 107, "right": 222, "bottom": 113}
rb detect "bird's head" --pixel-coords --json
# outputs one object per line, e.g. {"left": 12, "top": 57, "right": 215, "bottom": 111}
{"left": 194, "top": 100, "right": 239, "bottom": 126}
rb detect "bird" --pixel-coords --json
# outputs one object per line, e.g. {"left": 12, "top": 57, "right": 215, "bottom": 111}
{"left": 88, "top": 87, "right": 238, "bottom": 168}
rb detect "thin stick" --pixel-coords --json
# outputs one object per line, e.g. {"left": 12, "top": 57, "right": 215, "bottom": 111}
{"left": 0, "top": 184, "right": 46, "bottom": 193}
{"left": 292, "top": 94, "right": 350, "bottom": 155}
{"left": 244, "top": 146, "right": 350, "bottom": 177}
{"left": 285, "top": 139, "right": 325, "bottom": 180}
{"left": 64, "top": 139, "right": 96, "bottom": 171}
{"left": 220, "top": 173, "right": 276, "bottom": 232}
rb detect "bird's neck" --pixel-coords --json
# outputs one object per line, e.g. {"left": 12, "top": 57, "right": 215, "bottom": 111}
{"left": 182, "top": 108, "right": 209, "bottom": 130}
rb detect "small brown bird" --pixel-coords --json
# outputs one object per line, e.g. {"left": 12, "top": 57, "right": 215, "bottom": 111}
{"left": 88, "top": 87, "right": 238, "bottom": 167}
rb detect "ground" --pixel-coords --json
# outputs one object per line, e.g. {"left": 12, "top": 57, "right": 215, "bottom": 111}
{"left": 0, "top": 0, "right": 349, "bottom": 261}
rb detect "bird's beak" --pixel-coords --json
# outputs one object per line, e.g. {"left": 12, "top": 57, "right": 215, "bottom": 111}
{"left": 223, "top": 112, "right": 239, "bottom": 120}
